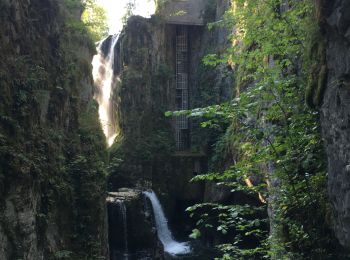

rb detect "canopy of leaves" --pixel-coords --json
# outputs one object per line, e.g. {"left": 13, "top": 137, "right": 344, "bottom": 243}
{"left": 81, "top": 0, "right": 109, "bottom": 41}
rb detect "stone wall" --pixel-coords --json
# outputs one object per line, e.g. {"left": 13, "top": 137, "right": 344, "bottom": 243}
{"left": 319, "top": 0, "right": 350, "bottom": 250}
{"left": 158, "top": 0, "right": 208, "bottom": 25}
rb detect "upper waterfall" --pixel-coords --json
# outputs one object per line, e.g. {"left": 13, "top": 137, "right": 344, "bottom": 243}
{"left": 143, "top": 190, "right": 191, "bottom": 255}
{"left": 92, "top": 35, "right": 119, "bottom": 147}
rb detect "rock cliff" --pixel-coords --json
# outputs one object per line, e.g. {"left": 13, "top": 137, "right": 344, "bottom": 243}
{"left": 319, "top": 0, "right": 350, "bottom": 250}
{"left": 0, "top": 0, "right": 107, "bottom": 258}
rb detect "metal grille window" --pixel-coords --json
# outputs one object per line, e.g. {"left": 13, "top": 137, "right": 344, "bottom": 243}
{"left": 175, "top": 26, "right": 189, "bottom": 150}
{"left": 176, "top": 73, "right": 188, "bottom": 89}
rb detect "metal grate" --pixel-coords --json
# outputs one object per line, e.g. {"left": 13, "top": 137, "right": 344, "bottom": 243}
{"left": 176, "top": 73, "right": 188, "bottom": 89}
{"left": 175, "top": 26, "right": 189, "bottom": 150}
{"left": 175, "top": 129, "right": 189, "bottom": 151}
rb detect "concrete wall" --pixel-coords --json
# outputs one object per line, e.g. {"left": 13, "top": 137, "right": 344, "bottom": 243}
{"left": 160, "top": 0, "right": 207, "bottom": 25}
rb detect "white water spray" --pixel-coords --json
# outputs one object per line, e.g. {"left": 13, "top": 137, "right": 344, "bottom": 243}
{"left": 92, "top": 35, "right": 119, "bottom": 146}
{"left": 143, "top": 190, "right": 191, "bottom": 255}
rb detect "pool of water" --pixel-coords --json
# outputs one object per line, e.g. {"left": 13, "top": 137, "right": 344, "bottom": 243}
{"left": 164, "top": 241, "right": 220, "bottom": 260}
{"left": 112, "top": 241, "right": 220, "bottom": 260}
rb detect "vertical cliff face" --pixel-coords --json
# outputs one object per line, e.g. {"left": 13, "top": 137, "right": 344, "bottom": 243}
{"left": 108, "top": 3, "right": 231, "bottom": 193}
{"left": 108, "top": 16, "right": 175, "bottom": 191}
{"left": 0, "top": 0, "right": 107, "bottom": 259}
{"left": 319, "top": 0, "right": 350, "bottom": 250}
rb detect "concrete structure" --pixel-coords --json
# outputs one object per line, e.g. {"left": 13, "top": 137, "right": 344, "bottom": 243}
{"left": 160, "top": 0, "right": 207, "bottom": 26}
{"left": 175, "top": 26, "right": 189, "bottom": 150}
{"left": 160, "top": 0, "right": 207, "bottom": 150}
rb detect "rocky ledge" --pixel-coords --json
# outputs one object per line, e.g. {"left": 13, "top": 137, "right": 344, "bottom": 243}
{"left": 107, "top": 188, "right": 142, "bottom": 203}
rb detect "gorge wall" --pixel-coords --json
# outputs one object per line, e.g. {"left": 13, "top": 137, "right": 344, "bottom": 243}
{"left": 319, "top": 0, "right": 350, "bottom": 250}
{"left": 107, "top": 0, "right": 232, "bottom": 232}
{"left": 92, "top": 6, "right": 234, "bottom": 254}
{"left": 0, "top": 0, "right": 108, "bottom": 258}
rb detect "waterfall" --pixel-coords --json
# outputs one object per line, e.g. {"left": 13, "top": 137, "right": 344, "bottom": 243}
{"left": 116, "top": 200, "right": 129, "bottom": 259}
{"left": 108, "top": 198, "right": 130, "bottom": 260}
{"left": 143, "top": 190, "right": 191, "bottom": 255}
{"left": 92, "top": 35, "right": 119, "bottom": 147}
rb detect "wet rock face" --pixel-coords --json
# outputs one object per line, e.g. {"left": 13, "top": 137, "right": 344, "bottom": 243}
{"left": 320, "top": 0, "right": 350, "bottom": 249}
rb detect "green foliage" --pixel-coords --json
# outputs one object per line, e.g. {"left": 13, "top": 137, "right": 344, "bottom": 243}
{"left": 183, "top": 0, "right": 346, "bottom": 259}
{"left": 305, "top": 23, "right": 327, "bottom": 108}
{"left": 64, "top": 0, "right": 108, "bottom": 42}
{"left": 82, "top": 0, "right": 109, "bottom": 41}
{"left": 187, "top": 201, "right": 268, "bottom": 259}
{"left": 108, "top": 60, "right": 175, "bottom": 189}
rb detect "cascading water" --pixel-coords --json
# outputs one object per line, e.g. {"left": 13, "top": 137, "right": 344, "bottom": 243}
{"left": 92, "top": 35, "right": 120, "bottom": 147}
{"left": 108, "top": 198, "right": 129, "bottom": 260}
{"left": 116, "top": 200, "right": 129, "bottom": 259}
{"left": 143, "top": 190, "right": 191, "bottom": 255}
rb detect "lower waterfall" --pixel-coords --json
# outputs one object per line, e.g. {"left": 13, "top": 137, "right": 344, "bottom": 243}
{"left": 108, "top": 198, "right": 130, "bottom": 260}
{"left": 116, "top": 200, "right": 129, "bottom": 259}
{"left": 143, "top": 190, "right": 191, "bottom": 256}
